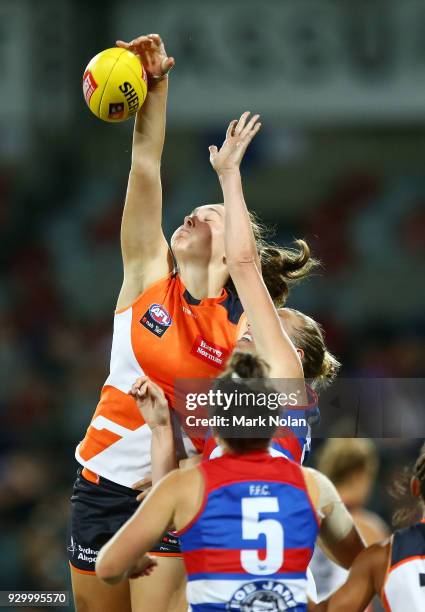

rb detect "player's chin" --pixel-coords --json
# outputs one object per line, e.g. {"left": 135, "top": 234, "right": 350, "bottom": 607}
{"left": 170, "top": 232, "right": 188, "bottom": 251}
{"left": 172, "top": 234, "right": 204, "bottom": 258}
{"left": 235, "top": 339, "right": 255, "bottom": 353}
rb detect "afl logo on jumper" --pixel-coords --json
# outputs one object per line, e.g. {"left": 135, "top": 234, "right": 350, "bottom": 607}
{"left": 140, "top": 304, "right": 172, "bottom": 337}
{"left": 229, "top": 579, "right": 297, "bottom": 610}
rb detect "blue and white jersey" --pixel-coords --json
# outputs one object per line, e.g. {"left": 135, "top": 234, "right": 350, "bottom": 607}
{"left": 176, "top": 450, "right": 320, "bottom": 611}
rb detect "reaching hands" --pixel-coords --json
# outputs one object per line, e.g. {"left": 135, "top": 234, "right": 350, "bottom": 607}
{"left": 116, "top": 33, "right": 174, "bottom": 82}
{"left": 129, "top": 376, "right": 171, "bottom": 430}
{"left": 209, "top": 111, "right": 261, "bottom": 176}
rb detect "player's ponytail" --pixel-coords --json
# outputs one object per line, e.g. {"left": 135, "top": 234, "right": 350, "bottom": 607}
{"left": 390, "top": 443, "right": 425, "bottom": 528}
{"left": 283, "top": 308, "right": 341, "bottom": 389}
{"left": 224, "top": 211, "right": 319, "bottom": 307}
{"left": 260, "top": 239, "right": 319, "bottom": 308}
{"left": 317, "top": 350, "right": 341, "bottom": 387}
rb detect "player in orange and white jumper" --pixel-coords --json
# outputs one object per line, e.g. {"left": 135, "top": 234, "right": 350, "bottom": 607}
{"left": 68, "top": 34, "right": 315, "bottom": 612}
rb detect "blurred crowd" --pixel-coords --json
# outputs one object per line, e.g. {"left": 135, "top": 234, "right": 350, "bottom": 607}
{"left": 1, "top": 119, "right": 424, "bottom": 605}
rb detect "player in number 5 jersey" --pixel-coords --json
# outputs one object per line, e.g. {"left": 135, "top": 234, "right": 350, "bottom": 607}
{"left": 95, "top": 353, "right": 364, "bottom": 611}
{"left": 310, "top": 442, "right": 425, "bottom": 612}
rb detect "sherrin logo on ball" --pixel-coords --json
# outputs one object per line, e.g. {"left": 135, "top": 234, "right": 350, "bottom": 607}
{"left": 82, "top": 48, "right": 148, "bottom": 122}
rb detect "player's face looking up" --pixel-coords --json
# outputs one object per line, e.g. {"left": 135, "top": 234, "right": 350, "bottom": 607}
{"left": 237, "top": 307, "right": 340, "bottom": 388}
{"left": 171, "top": 204, "right": 225, "bottom": 266}
{"left": 236, "top": 308, "right": 304, "bottom": 360}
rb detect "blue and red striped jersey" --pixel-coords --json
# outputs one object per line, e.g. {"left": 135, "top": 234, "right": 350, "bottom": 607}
{"left": 176, "top": 450, "right": 319, "bottom": 611}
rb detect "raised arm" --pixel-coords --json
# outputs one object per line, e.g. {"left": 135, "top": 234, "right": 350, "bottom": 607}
{"left": 129, "top": 376, "right": 177, "bottom": 487}
{"left": 209, "top": 113, "right": 303, "bottom": 380}
{"left": 116, "top": 34, "right": 174, "bottom": 311}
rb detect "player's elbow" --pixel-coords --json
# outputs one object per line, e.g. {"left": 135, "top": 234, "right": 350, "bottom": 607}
{"left": 95, "top": 551, "right": 124, "bottom": 585}
{"left": 130, "top": 160, "right": 160, "bottom": 181}
{"left": 227, "top": 257, "right": 257, "bottom": 273}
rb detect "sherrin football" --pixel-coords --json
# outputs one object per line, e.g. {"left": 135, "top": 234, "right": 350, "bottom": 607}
{"left": 82, "top": 48, "right": 148, "bottom": 122}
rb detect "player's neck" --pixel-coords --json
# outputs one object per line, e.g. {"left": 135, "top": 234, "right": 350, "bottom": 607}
{"left": 178, "top": 260, "right": 228, "bottom": 300}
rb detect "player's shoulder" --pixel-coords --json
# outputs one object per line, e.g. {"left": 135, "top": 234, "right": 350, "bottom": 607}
{"left": 391, "top": 521, "right": 425, "bottom": 564}
{"left": 163, "top": 464, "right": 204, "bottom": 494}
{"left": 302, "top": 466, "right": 331, "bottom": 491}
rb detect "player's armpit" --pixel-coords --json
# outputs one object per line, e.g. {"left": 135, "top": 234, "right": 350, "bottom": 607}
{"left": 179, "top": 454, "right": 202, "bottom": 470}
{"left": 116, "top": 247, "right": 173, "bottom": 311}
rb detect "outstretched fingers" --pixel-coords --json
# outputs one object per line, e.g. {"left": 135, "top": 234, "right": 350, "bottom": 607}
{"left": 241, "top": 113, "right": 260, "bottom": 137}
{"left": 226, "top": 119, "right": 238, "bottom": 139}
{"left": 234, "top": 111, "right": 251, "bottom": 135}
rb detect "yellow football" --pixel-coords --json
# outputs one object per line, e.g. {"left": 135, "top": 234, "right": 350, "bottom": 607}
{"left": 82, "top": 48, "right": 148, "bottom": 122}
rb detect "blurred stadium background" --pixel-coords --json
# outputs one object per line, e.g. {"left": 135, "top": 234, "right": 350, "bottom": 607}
{"left": 0, "top": 0, "right": 424, "bottom": 608}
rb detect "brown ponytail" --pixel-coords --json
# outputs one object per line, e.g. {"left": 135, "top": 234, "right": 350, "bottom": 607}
{"left": 260, "top": 240, "right": 319, "bottom": 308}
{"left": 225, "top": 210, "right": 319, "bottom": 307}
{"left": 284, "top": 309, "right": 341, "bottom": 389}
{"left": 391, "top": 443, "right": 425, "bottom": 528}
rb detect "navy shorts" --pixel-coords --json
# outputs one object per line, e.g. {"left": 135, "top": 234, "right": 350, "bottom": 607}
{"left": 67, "top": 467, "right": 181, "bottom": 574}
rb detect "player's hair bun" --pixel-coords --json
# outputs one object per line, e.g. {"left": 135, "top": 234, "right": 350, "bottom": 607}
{"left": 225, "top": 351, "right": 269, "bottom": 379}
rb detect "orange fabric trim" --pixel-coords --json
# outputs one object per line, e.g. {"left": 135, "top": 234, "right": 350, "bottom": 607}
{"left": 69, "top": 561, "right": 97, "bottom": 576}
{"left": 380, "top": 536, "right": 392, "bottom": 610}
{"left": 81, "top": 467, "right": 100, "bottom": 484}
{"left": 148, "top": 552, "right": 182, "bottom": 558}
{"left": 381, "top": 590, "right": 391, "bottom": 612}
{"left": 388, "top": 553, "right": 425, "bottom": 574}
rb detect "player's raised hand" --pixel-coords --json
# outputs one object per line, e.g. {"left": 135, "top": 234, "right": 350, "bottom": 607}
{"left": 209, "top": 111, "right": 261, "bottom": 175}
{"left": 129, "top": 376, "right": 171, "bottom": 429}
{"left": 116, "top": 33, "right": 174, "bottom": 82}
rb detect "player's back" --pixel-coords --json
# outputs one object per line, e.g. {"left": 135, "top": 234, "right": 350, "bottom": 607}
{"left": 176, "top": 450, "right": 319, "bottom": 611}
{"left": 382, "top": 520, "right": 425, "bottom": 611}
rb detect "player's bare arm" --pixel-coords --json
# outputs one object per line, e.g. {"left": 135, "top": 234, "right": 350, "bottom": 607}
{"left": 96, "top": 467, "right": 202, "bottom": 585}
{"left": 96, "top": 469, "right": 181, "bottom": 584}
{"left": 309, "top": 541, "right": 390, "bottom": 612}
{"left": 129, "top": 376, "right": 177, "bottom": 486}
{"left": 209, "top": 113, "right": 304, "bottom": 381}
{"left": 116, "top": 34, "right": 175, "bottom": 310}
